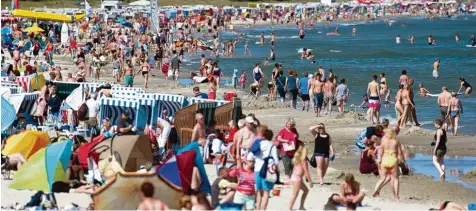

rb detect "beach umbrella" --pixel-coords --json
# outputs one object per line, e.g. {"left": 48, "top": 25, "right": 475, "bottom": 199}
{"left": 177, "top": 142, "right": 211, "bottom": 194}
{"left": 30, "top": 73, "right": 46, "bottom": 91}
{"left": 157, "top": 150, "right": 197, "bottom": 195}
{"left": 23, "top": 23, "right": 44, "bottom": 33}
{"left": 2, "top": 131, "right": 50, "bottom": 158}
{"left": 9, "top": 140, "right": 73, "bottom": 193}
{"left": 92, "top": 172, "right": 184, "bottom": 210}
{"left": 1, "top": 96, "right": 16, "bottom": 132}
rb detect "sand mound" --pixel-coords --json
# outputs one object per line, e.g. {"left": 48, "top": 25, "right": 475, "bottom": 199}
{"left": 242, "top": 99, "right": 292, "bottom": 110}
{"left": 462, "top": 169, "right": 476, "bottom": 179}
{"left": 403, "top": 126, "right": 434, "bottom": 136}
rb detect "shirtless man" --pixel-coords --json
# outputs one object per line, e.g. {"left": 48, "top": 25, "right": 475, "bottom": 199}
{"left": 260, "top": 32, "right": 265, "bottom": 46}
{"left": 270, "top": 32, "right": 276, "bottom": 46}
{"left": 323, "top": 77, "right": 335, "bottom": 115}
{"left": 310, "top": 73, "right": 324, "bottom": 117}
{"left": 367, "top": 75, "right": 381, "bottom": 124}
{"left": 299, "top": 28, "right": 305, "bottom": 40}
{"left": 433, "top": 59, "right": 440, "bottom": 79}
{"left": 234, "top": 116, "right": 257, "bottom": 166}
{"left": 192, "top": 113, "right": 208, "bottom": 159}
{"left": 437, "top": 86, "right": 452, "bottom": 131}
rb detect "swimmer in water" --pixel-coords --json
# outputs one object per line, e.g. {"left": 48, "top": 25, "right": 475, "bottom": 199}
{"left": 244, "top": 41, "right": 251, "bottom": 56}
{"left": 409, "top": 36, "right": 414, "bottom": 44}
{"left": 419, "top": 83, "right": 430, "bottom": 97}
{"left": 396, "top": 35, "right": 401, "bottom": 44}
{"left": 433, "top": 59, "right": 440, "bottom": 79}
{"left": 335, "top": 26, "right": 340, "bottom": 35}
{"left": 260, "top": 31, "right": 265, "bottom": 46}
{"left": 352, "top": 26, "right": 356, "bottom": 36}
{"left": 299, "top": 28, "right": 305, "bottom": 39}
{"left": 428, "top": 35, "right": 433, "bottom": 45}
{"left": 455, "top": 33, "right": 460, "bottom": 42}
{"left": 270, "top": 32, "right": 276, "bottom": 46}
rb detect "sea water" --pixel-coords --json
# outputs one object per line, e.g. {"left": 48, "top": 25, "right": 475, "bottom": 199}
{"left": 185, "top": 15, "right": 476, "bottom": 134}
{"left": 406, "top": 153, "right": 476, "bottom": 191}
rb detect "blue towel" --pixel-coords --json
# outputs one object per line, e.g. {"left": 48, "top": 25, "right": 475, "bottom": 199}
{"left": 468, "top": 203, "right": 476, "bottom": 210}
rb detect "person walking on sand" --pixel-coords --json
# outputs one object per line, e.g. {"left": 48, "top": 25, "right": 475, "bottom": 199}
{"left": 433, "top": 59, "right": 440, "bottom": 79}
{"left": 437, "top": 87, "right": 452, "bottom": 131}
{"left": 311, "top": 73, "right": 324, "bottom": 117}
{"left": 323, "top": 77, "right": 335, "bottom": 115}
{"left": 309, "top": 123, "right": 335, "bottom": 185}
{"left": 446, "top": 92, "right": 463, "bottom": 136}
{"left": 367, "top": 75, "right": 381, "bottom": 124}
{"left": 432, "top": 119, "right": 447, "bottom": 180}
{"left": 288, "top": 146, "right": 313, "bottom": 210}
{"left": 373, "top": 128, "right": 401, "bottom": 200}
{"left": 298, "top": 73, "right": 310, "bottom": 111}
{"left": 124, "top": 61, "right": 134, "bottom": 87}
{"left": 336, "top": 78, "right": 349, "bottom": 114}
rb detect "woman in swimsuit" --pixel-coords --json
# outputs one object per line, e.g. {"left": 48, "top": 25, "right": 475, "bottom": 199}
{"left": 399, "top": 85, "right": 414, "bottom": 128}
{"left": 309, "top": 123, "right": 335, "bottom": 185}
{"left": 395, "top": 84, "right": 404, "bottom": 126}
{"left": 339, "top": 173, "right": 365, "bottom": 206}
{"left": 446, "top": 92, "right": 463, "bottom": 136}
{"left": 288, "top": 146, "right": 313, "bottom": 210}
{"left": 140, "top": 59, "right": 150, "bottom": 89}
{"left": 432, "top": 119, "right": 447, "bottom": 180}
{"left": 373, "top": 128, "right": 401, "bottom": 200}
{"left": 457, "top": 77, "right": 472, "bottom": 95}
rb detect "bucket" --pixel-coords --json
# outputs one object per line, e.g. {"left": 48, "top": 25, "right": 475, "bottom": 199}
{"left": 272, "top": 188, "right": 281, "bottom": 196}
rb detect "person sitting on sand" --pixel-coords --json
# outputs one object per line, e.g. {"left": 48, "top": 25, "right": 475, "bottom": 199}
{"left": 193, "top": 86, "right": 208, "bottom": 99}
{"left": 211, "top": 167, "right": 237, "bottom": 208}
{"left": 339, "top": 173, "right": 365, "bottom": 206}
{"left": 359, "top": 136, "right": 378, "bottom": 175}
{"left": 51, "top": 159, "right": 95, "bottom": 194}
{"left": 419, "top": 83, "right": 430, "bottom": 97}
{"left": 137, "top": 182, "right": 169, "bottom": 210}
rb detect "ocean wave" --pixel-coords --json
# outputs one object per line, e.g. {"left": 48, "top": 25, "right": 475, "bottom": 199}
{"left": 330, "top": 50, "right": 341, "bottom": 53}
{"left": 297, "top": 48, "right": 312, "bottom": 53}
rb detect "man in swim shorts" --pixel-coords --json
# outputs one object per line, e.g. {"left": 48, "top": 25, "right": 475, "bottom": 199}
{"left": 367, "top": 75, "right": 381, "bottom": 124}
{"left": 323, "top": 77, "right": 335, "bottom": 115}
{"left": 437, "top": 86, "right": 451, "bottom": 130}
{"left": 311, "top": 73, "right": 324, "bottom": 117}
{"left": 192, "top": 113, "right": 208, "bottom": 161}
{"left": 433, "top": 59, "right": 440, "bottom": 79}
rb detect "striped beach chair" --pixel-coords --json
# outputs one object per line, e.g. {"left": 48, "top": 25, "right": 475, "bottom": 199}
{"left": 136, "top": 98, "right": 156, "bottom": 130}
{"left": 188, "top": 97, "right": 229, "bottom": 107}
{"left": 17, "top": 93, "right": 39, "bottom": 115}
{"left": 139, "top": 93, "right": 185, "bottom": 122}
{"left": 54, "top": 82, "right": 82, "bottom": 100}
{"left": 111, "top": 86, "right": 145, "bottom": 93}
{"left": 99, "top": 98, "right": 138, "bottom": 126}
{"left": 1, "top": 83, "right": 23, "bottom": 94}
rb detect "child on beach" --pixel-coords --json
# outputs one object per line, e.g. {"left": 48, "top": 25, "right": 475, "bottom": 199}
{"left": 244, "top": 41, "right": 251, "bottom": 56}
{"left": 239, "top": 70, "right": 246, "bottom": 89}
{"left": 419, "top": 83, "right": 430, "bottom": 97}
{"left": 229, "top": 154, "right": 256, "bottom": 210}
{"left": 264, "top": 58, "right": 269, "bottom": 67}
{"left": 288, "top": 146, "right": 313, "bottom": 210}
{"left": 339, "top": 173, "right": 365, "bottom": 207}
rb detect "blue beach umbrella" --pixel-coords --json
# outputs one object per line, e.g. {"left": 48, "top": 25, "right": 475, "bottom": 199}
{"left": 1, "top": 96, "right": 16, "bottom": 132}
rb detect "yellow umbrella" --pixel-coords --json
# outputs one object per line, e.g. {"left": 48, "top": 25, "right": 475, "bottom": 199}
{"left": 30, "top": 73, "right": 46, "bottom": 91}
{"left": 92, "top": 172, "right": 184, "bottom": 210}
{"left": 2, "top": 131, "right": 50, "bottom": 159}
{"left": 23, "top": 23, "right": 44, "bottom": 33}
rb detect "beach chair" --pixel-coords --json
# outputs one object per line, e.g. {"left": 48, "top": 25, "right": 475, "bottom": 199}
{"left": 174, "top": 102, "right": 217, "bottom": 147}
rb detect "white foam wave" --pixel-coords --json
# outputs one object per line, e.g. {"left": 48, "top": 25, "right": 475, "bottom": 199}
{"left": 329, "top": 50, "right": 341, "bottom": 53}
{"left": 297, "top": 48, "right": 312, "bottom": 53}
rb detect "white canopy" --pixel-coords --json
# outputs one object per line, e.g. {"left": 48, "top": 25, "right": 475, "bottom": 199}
{"left": 129, "top": 0, "right": 150, "bottom": 6}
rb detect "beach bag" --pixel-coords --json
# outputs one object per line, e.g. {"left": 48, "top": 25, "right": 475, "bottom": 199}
{"left": 282, "top": 142, "right": 295, "bottom": 152}
{"left": 309, "top": 156, "right": 317, "bottom": 168}
{"left": 259, "top": 146, "right": 278, "bottom": 183}
{"left": 77, "top": 103, "right": 88, "bottom": 121}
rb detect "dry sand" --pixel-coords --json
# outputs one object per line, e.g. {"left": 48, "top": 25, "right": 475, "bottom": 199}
{"left": 2, "top": 45, "right": 475, "bottom": 209}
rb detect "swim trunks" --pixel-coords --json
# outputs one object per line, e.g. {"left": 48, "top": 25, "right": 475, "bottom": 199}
{"left": 449, "top": 110, "right": 459, "bottom": 118}
{"left": 300, "top": 35, "right": 305, "bottom": 39}
{"left": 324, "top": 93, "right": 334, "bottom": 105}
{"left": 432, "top": 70, "right": 438, "bottom": 78}
{"left": 314, "top": 93, "right": 324, "bottom": 108}
{"left": 439, "top": 106, "right": 448, "bottom": 120}
{"left": 125, "top": 75, "right": 134, "bottom": 87}
{"left": 300, "top": 94, "right": 310, "bottom": 101}
{"left": 368, "top": 96, "right": 380, "bottom": 109}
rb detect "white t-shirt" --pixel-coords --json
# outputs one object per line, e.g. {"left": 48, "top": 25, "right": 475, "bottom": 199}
{"left": 86, "top": 99, "right": 99, "bottom": 118}
{"left": 157, "top": 118, "right": 171, "bottom": 148}
{"left": 253, "top": 140, "right": 279, "bottom": 172}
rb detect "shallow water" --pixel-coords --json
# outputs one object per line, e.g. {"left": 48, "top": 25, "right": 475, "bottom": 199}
{"left": 185, "top": 15, "right": 476, "bottom": 134}
{"left": 406, "top": 153, "right": 476, "bottom": 191}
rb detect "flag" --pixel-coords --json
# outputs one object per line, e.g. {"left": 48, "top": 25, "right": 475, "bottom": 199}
{"left": 85, "top": 0, "right": 92, "bottom": 17}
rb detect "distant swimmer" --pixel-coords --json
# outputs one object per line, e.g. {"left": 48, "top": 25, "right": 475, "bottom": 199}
{"left": 419, "top": 83, "right": 430, "bottom": 97}
{"left": 299, "top": 28, "right": 305, "bottom": 39}
{"left": 300, "top": 48, "right": 315, "bottom": 63}
{"left": 433, "top": 59, "right": 440, "bottom": 79}
{"left": 396, "top": 35, "right": 401, "bottom": 44}
{"left": 455, "top": 33, "right": 460, "bottom": 42}
{"left": 244, "top": 41, "right": 251, "bottom": 56}
{"left": 352, "top": 26, "right": 356, "bottom": 36}
{"left": 457, "top": 77, "right": 472, "bottom": 95}
{"left": 335, "top": 26, "right": 340, "bottom": 35}
{"left": 469, "top": 35, "right": 476, "bottom": 46}
{"left": 270, "top": 32, "right": 276, "bottom": 46}
{"left": 428, "top": 35, "right": 433, "bottom": 45}
{"left": 260, "top": 31, "right": 265, "bottom": 46}
{"left": 409, "top": 36, "right": 414, "bottom": 44}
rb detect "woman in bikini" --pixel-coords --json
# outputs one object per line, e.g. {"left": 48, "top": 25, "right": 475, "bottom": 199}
{"left": 446, "top": 92, "right": 463, "bottom": 136}
{"left": 394, "top": 84, "right": 404, "bottom": 126}
{"left": 288, "top": 146, "right": 313, "bottom": 210}
{"left": 399, "top": 85, "right": 414, "bottom": 128}
{"left": 373, "top": 128, "right": 401, "bottom": 200}
{"left": 140, "top": 59, "right": 150, "bottom": 89}
{"left": 339, "top": 173, "right": 365, "bottom": 206}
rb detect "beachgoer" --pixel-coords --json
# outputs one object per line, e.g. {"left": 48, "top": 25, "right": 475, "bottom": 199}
{"left": 117, "top": 110, "right": 135, "bottom": 135}
{"left": 270, "top": 32, "right": 276, "bottom": 46}
{"left": 419, "top": 83, "right": 430, "bottom": 97}
{"left": 192, "top": 113, "right": 207, "bottom": 147}
{"left": 244, "top": 41, "right": 251, "bottom": 56}
{"left": 298, "top": 73, "right": 310, "bottom": 111}
{"left": 193, "top": 87, "right": 208, "bottom": 99}
{"left": 170, "top": 52, "right": 181, "bottom": 81}
{"left": 339, "top": 173, "right": 365, "bottom": 206}
{"left": 299, "top": 28, "right": 305, "bottom": 39}
{"left": 336, "top": 78, "right": 349, "bottom": 114}
{"left": 439, "top": 201, "right": 467, "bottom": 210}
{"left": 352, "top": 26, "right": 356, "bottom": 36}
{"left": 399, "top": 70, "right": 408, "bottom": 85}
{"left": 239, "top": 70, "right": 247, "bottom": 89}
{"left": 180, "top": 195, "right": 193, "bottom": 211}
{"left": 455, "top": 34, "right": 460, "bottom": 42}
{"left": 276, "top": 70, "right": 287, "bottom": 102}
{"left": 457, "top": 77, "right": 472, "bottom": 95}
{"left": 124, "top": 61, "right": 134, "bottom": 87}
{"left": 380, "top": 73, "right": 387, "bottom": 95}
{"left": 433, "top": 59, "right": 440, "bottom": 79}
{"left": 310, "top": 123, "right": 335, "bottom": 185}
{"left": 288, "top": 146, "right": 313, "bottom": 210}
{"left": 396, "top": 34, "right": 401, "bottom": 44}
{"left": 208, "top": 77, "right": 217, "bottom": 100}
{"left": 253, "top": 128, "right": 278, "bottom": 210}
{"left": 85, "top": 93, "right": 99, "bottom": 129}
{"left": 432, "top": 119, "right": 447, "bottom": 180}
{"left": 399, "top": 84, "right": 415, "bottom": 128}
{"left": 359, "top": 137, "right": 378, "bottom": 175}
{"left": 373, "top": 128, "right": 401, "bottom": 200}
{"left": 324, "top": 77, "right": 335, "bottom": 115}
{"left": 285, "top": 70, "right": 299, "bottom": 109}
{"left": 311, "top": 73, "right": 324, "bottom": 117}
{"left": 234, "top": 116, "right": 257, "bottom": 165}
{"left": 446, "top": 92, "right": 463, "bottom": 136}
{"left": 367, "top": 75, "right": 381, "bottom": 124}
{"left": 260, "top": 31, "right": 265, "bottom": 46}
{"left": 211, "top": 167, "right": 236, "bottom": 208}
{"left": 253, "top": 62, "right": 264, "bottom": 84}
{"left": 437, "top": 86, "right": 452, "bottom": 130}
{"left": 277, "top": 119, "right": 300, "bottom": 177}
{"left": 48, "top": 86, "right": 61, "bottom": 121}
{"left": 230, "top": 154, "right": 256, "bottom": 211}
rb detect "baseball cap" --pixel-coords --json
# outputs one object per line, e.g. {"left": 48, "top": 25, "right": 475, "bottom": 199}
{"left": 245, "top": 116, "right": 257, "bottom": 125}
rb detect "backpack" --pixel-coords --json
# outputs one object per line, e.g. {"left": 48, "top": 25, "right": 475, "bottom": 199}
{"left": 77, "top": 103, "right": 89, "bottom": 121}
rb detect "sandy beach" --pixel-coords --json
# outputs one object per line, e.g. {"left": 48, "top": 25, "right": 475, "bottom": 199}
{"left": 2, "top": 51, "right": 475, "bottom": 209}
